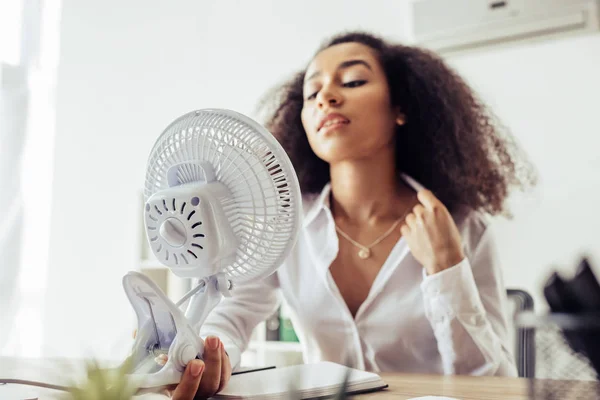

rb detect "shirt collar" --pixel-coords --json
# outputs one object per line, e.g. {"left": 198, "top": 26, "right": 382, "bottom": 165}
{"left": 302, "top": 182, "right": 332, "bottom": 228}
{"left": 302, "top": 173, "right": 426, "bottom": 228}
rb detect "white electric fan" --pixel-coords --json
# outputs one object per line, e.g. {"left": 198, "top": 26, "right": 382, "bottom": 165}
{"left": 121, "top": 108, "right": 302, "bottom": 389}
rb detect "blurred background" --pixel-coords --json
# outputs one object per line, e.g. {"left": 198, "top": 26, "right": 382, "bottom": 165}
{"left": 1, "top": 0, "right": 599, "bottom": 368}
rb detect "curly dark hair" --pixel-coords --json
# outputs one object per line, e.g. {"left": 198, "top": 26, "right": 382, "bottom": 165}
{"left": 257, "top": 31, "right": 536, "bottom": 216}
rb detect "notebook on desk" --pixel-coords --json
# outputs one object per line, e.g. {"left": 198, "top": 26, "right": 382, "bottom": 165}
{"left": 215, "top": 361, "right": 388, "bottom": 399}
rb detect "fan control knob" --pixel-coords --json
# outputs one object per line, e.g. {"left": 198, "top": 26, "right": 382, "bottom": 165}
{"left": 160, "top": 218, "right": 187, "bottom": 247}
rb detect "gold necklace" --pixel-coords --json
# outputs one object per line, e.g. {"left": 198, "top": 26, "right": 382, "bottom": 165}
{"left": 334, "top": 206, "right": 412, "bottom": 259}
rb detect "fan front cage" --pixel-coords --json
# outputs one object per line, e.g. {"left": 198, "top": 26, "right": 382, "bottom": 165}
{"left": 144, "top": 109, "right": 302, "bottom": 283}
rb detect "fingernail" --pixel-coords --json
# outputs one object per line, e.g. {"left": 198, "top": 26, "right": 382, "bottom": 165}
{"left": 207, "top": 336, "right": 220, "bottom": 350}
{"left": 191, "top": 360, "right": 204, "bottom": 377}
{"left": 154, "top": 354, "right": 168, "bottom": 366}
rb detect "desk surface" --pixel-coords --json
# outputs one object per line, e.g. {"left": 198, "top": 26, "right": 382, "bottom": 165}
{"left": 361, "top": 373, "right": 529, "bottom": 399}
{"left": 363, "top": 373, "right": 600, "bottom": 400}
{"left": 3, "top": 356, "right": 600, "bottom": 400}
{"left": 20, "top": 374, "right": 600, "bottom": 400}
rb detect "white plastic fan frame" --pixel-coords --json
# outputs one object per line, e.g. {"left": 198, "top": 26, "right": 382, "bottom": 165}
{"left": 119, "top": 109, "right": 302, "bottom": 389}
{"left": 144, "top": 180, "right": 237, "bottom": 278}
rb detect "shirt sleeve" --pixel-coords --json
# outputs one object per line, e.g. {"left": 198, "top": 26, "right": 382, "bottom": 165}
{"left": 199, "top": 271, "right": 281, "bottom": 371}
{"left": 420, "top": 224, "right": 518, "bottom": 377}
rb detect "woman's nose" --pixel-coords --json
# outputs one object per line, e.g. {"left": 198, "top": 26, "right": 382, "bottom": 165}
{"left": 317, "top": 85, "right": 342, "bottom": 108}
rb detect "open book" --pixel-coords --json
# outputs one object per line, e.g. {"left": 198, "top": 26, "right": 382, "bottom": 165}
{"left": 215, "top": 361, "right": 388, "bottom": 399}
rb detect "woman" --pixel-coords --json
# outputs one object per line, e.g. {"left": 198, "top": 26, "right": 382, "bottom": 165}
{"left": 169, "top": 31, "right": 535, "bottom": 399}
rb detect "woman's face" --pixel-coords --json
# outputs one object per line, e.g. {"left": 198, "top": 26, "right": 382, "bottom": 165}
{"left": 301, "top": 42, "right": 402, "bottom": 164}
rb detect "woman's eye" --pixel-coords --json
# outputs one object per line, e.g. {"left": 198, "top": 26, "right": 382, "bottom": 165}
{"left": 343, "top": 80, "right": 366, "bottom": 88}
{"left": 305, "top": 80, "right": 365, "bottom": 100}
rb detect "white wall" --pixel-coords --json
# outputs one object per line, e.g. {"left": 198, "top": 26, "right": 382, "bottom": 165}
{"left": 45, "top": 0, "right": 600, "bottom": 358}
{"left": 446, "top": 34, "right": 600, "bottom": 309}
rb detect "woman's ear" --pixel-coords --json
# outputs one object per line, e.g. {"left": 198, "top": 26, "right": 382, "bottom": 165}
{"left": 396, "top": 112, "right": 406, "bottom": 126}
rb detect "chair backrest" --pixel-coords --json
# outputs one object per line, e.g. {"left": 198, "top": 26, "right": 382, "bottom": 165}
{"left": 506, "top": 289, "right": 535, "bottom": 378}
{"left": 533, "top": 321, "right": 599, "bottom": 381}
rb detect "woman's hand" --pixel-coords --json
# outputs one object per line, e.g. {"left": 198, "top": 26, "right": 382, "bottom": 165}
{"left": 168, "top": 336, "right": 232, "bottom": 400}
{"left": 400, "top": 189, "right": 465, "bottom": 275}
{"left": 132, "top": 330, "right": 232, "bottom": 399}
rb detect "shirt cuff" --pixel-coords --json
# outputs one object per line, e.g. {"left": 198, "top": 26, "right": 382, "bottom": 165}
{"left": 420, "top": 257, "right": 486, "bottom": 322}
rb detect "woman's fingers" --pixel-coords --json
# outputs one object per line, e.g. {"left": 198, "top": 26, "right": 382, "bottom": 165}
{"left": 195, "top": 336, "right": 223, "bottom": 398}
{"left": 137, "top": 336, "right": 231, "bottom": 399}
{"left": 171, "top": 359, "right": 205, "bottom": 400}
{"left": 405, "top": 213, "right": 417, "bottom": 229}
{"left": 416, "top": 189, "right": 443, "bottom": 212}
{"left": 218, "top": 342, "right": 232, "bottom": 392}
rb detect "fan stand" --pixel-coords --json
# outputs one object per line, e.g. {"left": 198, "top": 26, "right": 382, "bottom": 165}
{"left": 121, "top": 271, "right": 232, "bottom": 389}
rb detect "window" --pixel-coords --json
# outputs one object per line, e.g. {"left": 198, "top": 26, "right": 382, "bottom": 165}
{"left": 0, "top": 0, "right": 25, "bottom": 65}
{"left": 0, "top": 0, "right": 61, "bottom": 357}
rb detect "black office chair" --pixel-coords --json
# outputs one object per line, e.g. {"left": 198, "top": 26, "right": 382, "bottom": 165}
{"left": 506, "top": 288, "right": 535, "bottom": 378}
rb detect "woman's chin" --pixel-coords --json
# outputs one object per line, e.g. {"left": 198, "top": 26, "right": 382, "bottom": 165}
{"left": 315, "top": 147, "right": 365, "bottom": 164}
{"left": 312, "top": 132, "right": 386, "bottom": 163}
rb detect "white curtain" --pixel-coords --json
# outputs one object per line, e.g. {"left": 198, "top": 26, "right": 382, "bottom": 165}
{"left": 0, "top": 0, "right": 61, "bottom": 356}
{"left": 0, "top": 64, "right": 28, "bottom": 352}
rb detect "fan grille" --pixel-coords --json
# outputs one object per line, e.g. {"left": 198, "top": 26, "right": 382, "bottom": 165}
{"left": 144, "top": 109, "right": 301, "bottom": 283}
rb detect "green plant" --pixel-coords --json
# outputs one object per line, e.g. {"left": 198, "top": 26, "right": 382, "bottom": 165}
{"left": 61, "top": 358, "right": 138, "bottom": 400}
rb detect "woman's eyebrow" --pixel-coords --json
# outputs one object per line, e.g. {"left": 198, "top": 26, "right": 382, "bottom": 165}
{"left": 305, "top": 59, "right": 372, "bottom": 82}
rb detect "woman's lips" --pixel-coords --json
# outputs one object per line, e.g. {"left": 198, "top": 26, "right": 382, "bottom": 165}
{"left": 317, "top": 113, "right": 350, "bottom": 133}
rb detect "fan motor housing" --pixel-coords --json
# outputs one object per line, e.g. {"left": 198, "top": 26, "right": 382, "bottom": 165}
{"left": 144, "top": 183, "right": 237, "bottom": 278}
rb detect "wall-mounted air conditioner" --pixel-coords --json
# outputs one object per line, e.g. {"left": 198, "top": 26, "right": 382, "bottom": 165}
{"left": 409, "top": 0, "right": 600, "bottom": 55}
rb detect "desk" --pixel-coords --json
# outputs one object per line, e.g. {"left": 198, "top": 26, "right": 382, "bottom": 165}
{"left": 363, "top": 373, "right": 600, "bottom": 400}
{"left": 362, "top": 373, "right": 529, "bottom": 399}
{"left": 3, "top": 357, "right": 600, "bottom": 400}
{"left": 8, "top": 375, "right": 600, "bottom": 400}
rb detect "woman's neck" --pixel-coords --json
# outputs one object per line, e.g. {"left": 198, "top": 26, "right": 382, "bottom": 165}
{"left": 329, "top": 148, "right": 415, "bottom": 226}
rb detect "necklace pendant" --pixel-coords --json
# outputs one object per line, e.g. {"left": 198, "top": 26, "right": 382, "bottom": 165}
{"left": 358, "top": 248, "right": 371, "bottom": 259}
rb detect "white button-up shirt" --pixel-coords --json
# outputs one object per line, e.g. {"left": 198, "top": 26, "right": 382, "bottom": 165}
{"left": 201, "top": 175, "right": 518, "bottom": 377}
